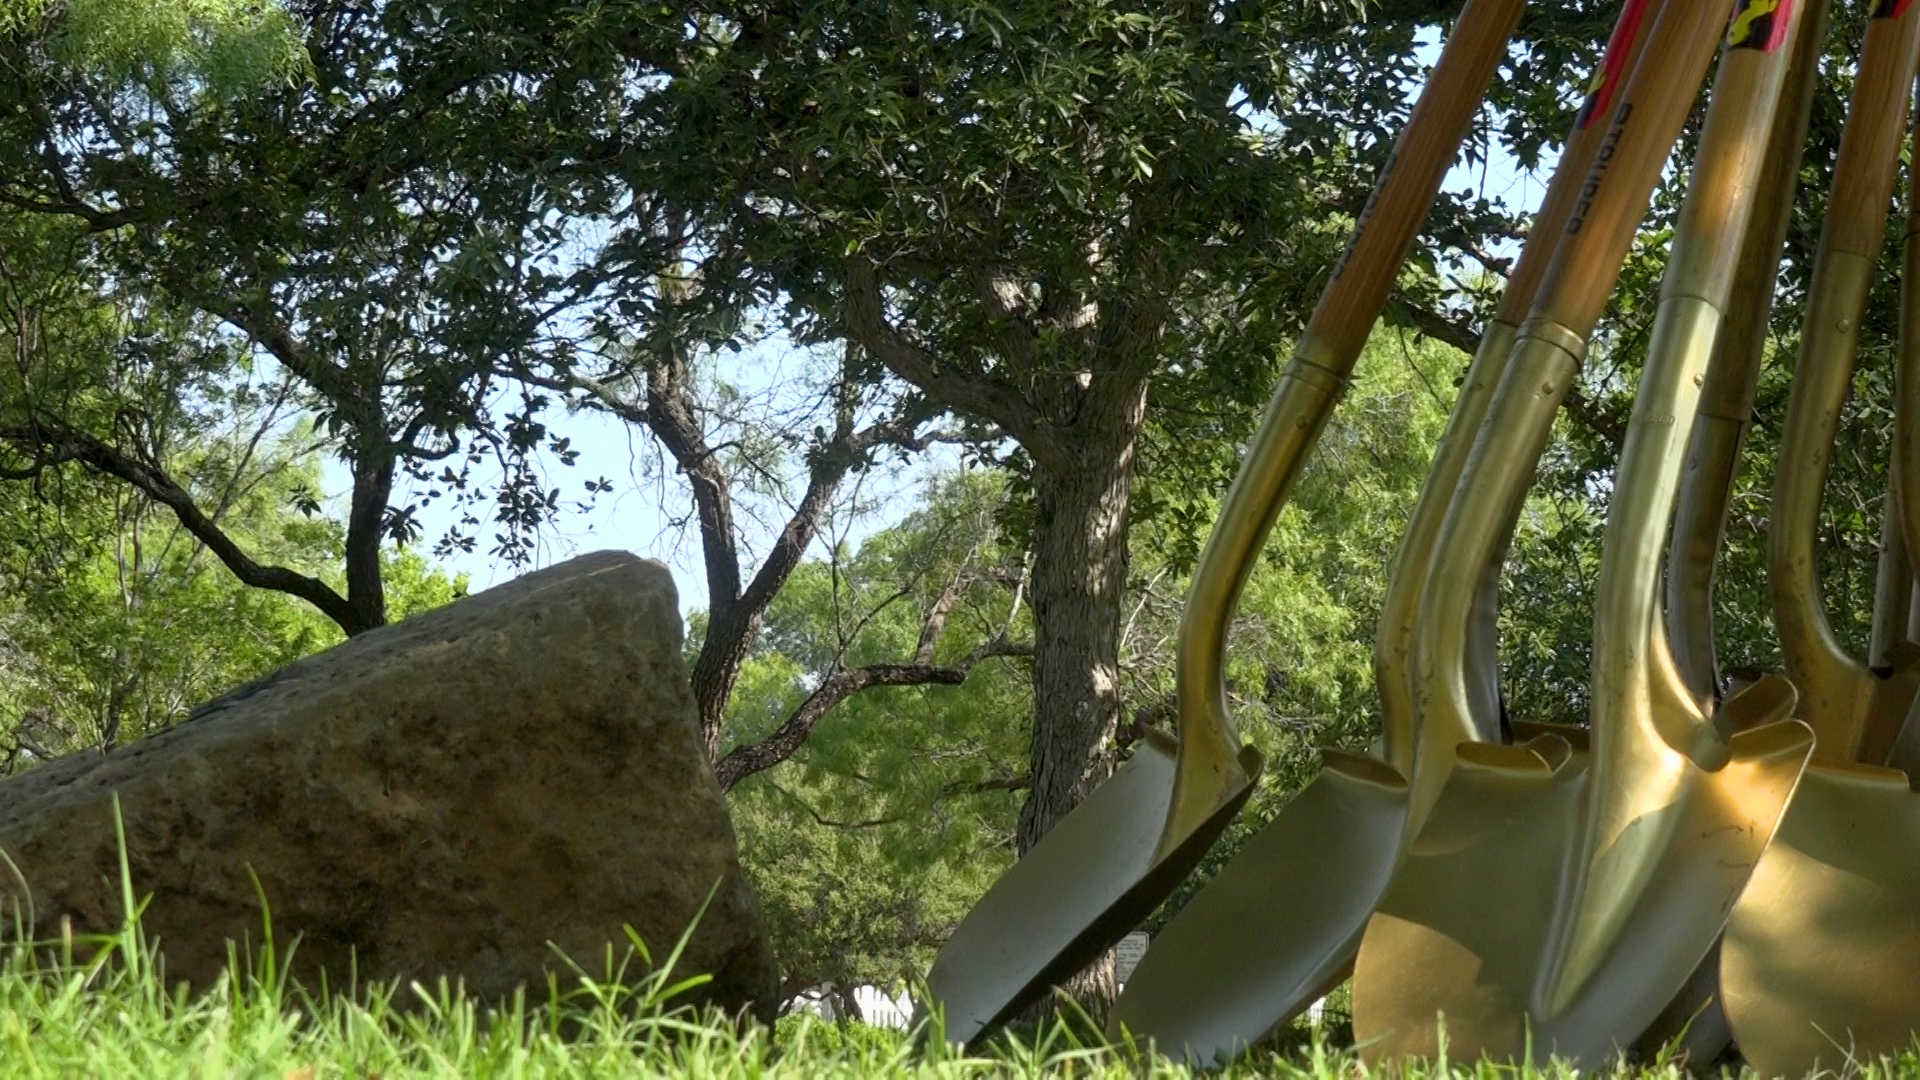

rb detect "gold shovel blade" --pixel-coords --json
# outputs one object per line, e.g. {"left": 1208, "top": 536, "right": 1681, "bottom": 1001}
{"left": 1352, "top": 735, "right": 1585, "bottom": 1062}
{"left": 1722, "top": 761, "right": 1920, "bottom": 1075}
{"left": 919, "top": 732, "right": 1262, "bottom": 1046}
{"left": 1106, "top": 749, "right": 1409, "bottom": 1064}
{"left": 1352, "top": 713, "right": 1812, "bottom": 1066}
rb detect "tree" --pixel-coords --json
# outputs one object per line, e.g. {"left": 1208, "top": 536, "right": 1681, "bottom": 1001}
{"left": 0, "top": 0, "right": 578, "bottom": 637}
{"left": 523, "top": 0, "right": 1475, "bottom": 874}
{"left": 0, "top": 416, "right": 467, "bottom": 768}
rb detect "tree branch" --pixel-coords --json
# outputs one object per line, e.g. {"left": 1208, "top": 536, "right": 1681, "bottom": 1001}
{"left": 714, "top": 634, "right": 1032, "bottom": 791}
{"left": 515, "top": 345, "right": 963, "bottom": 760}
{"left": 843, "top": 259, "right": 1068, "bottom": 468}
{"left": 1, "top": 422, "right": 362, "bottom": 634}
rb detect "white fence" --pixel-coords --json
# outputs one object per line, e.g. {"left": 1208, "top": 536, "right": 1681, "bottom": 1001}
{"left": 788, "top": 985, "right": 916, "bottom": 1029}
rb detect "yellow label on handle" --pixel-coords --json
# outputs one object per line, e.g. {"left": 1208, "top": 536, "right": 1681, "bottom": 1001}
{"left": 1729, "top": 0, "right": 1792, "bottom": 50}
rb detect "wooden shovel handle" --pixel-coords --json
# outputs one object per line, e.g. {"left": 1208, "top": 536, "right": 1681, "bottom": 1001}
{"left": 1668, "top": 0, "right": 1831, "bottom": 701}
{"left": 1300, "top": 0, "right": 1527, "bottom": 371}
{"left": 1528, "top": 0, "right": 1740, "bottom": 337}
{"left": 1166, "top": 0, "right": 1523, "bottom": 837}
{"left": 1497, "top": 0, "right": 1663, "bottom": 325}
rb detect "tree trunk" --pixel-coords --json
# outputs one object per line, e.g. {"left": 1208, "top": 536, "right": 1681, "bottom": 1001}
{"left": 1016, "top": 447, "right": 1135, "bottom": 852}
{"left": 342, "top": 452, "right": 394, "bottom": 635}
{"left": 1013, "top": 386, "right": 1144, "bottom": 1021}
{"left": 692, "top": 604, "right": 757, "bottom": 761}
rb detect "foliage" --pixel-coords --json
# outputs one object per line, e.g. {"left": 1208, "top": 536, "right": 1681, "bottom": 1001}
{"left": 0, "top": 0, "right": 584, "bottom": 633}
{"left": 0, "top": 0, "right": 308, "bottom": 94}
{"left": 0, "top": 423, "right": 466, "bottom": 765}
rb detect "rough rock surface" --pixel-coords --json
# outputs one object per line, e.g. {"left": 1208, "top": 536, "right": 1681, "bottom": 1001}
{"left": 0, "top": 552, "right": 776, "bottom": 1017}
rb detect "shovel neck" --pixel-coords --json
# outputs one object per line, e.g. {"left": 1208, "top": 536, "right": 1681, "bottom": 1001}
{"left": 1593, "top": 295, "right": 1727, "bottom": 761}
{"left": 1769, "top": 0, "right": 1920, "bottom": 732}
{"left": 1667, "top": 412, "right": 1745, "bottom": 699}
{"left": 1177, "top": 353, "right": 1345, "bottom": 764}
{"left": 1870, "top": 467, "right": 1915, "bottom": 669}
{"left": 1899, "top": 182, "right": 1920, "bottom": 586}
{"left": 1668, "top": 0, "right": 1831, "bottom": 706}
{"left": 1407, "top": 324, "right": 1583, "bottom": 830}
{"left": 1595, "top": 1, "right": 1806, "bottom": 751}
{"left": 1773, "top": 248, "right": 1888, "bottom": 759}
{"left": 1374, "top": 319, "right": 1518, "bottom": 777}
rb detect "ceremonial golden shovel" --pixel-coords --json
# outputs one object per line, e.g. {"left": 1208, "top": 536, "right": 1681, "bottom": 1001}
{"left": 1633, "top": 4, "right": 1830, "bottom": 1057}
{"left": 1105, "top": 1, "right": 1665, "bottom": 1062}
{"left": 1353, "top": 0, "right": 1817, "bottom": 1063}
{"left": 915, "top": 0, "right": 1526, "bottom": 1046}
{"left": 1720, "top": 7, "right": 1920, "bottom": 1067}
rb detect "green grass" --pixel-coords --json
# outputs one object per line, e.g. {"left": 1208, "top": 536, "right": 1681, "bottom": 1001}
{"left": 10, "top": 918, "right": 1920, "bottom": 1080}
{"left": 3, "top": 802, "right": 1919, "bottom": 1077}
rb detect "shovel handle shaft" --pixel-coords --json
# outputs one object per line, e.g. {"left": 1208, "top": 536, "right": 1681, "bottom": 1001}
{"left": 1668, "top": 0, "right": 1832, "bottom": 700}
{"left": 1300, "top": 3, "right": 1525, "bottom": 370}
{"left": 1411, "top": 0, "right": 1733, "bottom": 828}
{"left": 1529, "top": 0, "right": 1740, "bottom": 336}
{"left": 1168, "top": 0, "right": 1523, "bottom": 832}
{"left": 1376, "top": 0, "right": 1664, "bottom": 774}
{"left": 1770, "top": 0, "right": 1920, "bottom": 761}
{"left": 1496, "top": 0, "right": 1665, "bottom": 325}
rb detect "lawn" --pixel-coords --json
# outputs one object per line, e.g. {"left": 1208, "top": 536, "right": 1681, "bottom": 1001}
{"left": 7, "top": 912, "right": 1919, "bottom": 1079}
{"left": 3, "top": 811, "right": 1917, "bottom": 1078}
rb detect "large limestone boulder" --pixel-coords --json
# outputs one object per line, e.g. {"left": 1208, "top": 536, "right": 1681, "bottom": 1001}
{"left": 0, "top": 551, "right": 776, "bottom": 1018}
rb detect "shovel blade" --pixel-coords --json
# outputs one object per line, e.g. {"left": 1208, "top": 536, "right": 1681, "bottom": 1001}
{"left": 921, "top": 736, "right": 1261, "bottom": 1046}
{"left": 1353, "top": 737, "right": 1587, "bottom": 1063}
{"left": 1353, "top": 721, "right": 1810, "bottom": 1066}
{"left": 1107, "top": 750, "right": 1409, "bottom": 1064}
{"left": 1723, "top": 760, "right": 1920, "bottom": 1076}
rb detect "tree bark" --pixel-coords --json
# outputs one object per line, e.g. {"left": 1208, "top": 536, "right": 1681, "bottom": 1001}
{"left": 842, "top": 258, "right": 1156, "bottom": 1015}
{"left": 342, "top": 452, "right": 394, "bottom": 635}
{"left": 1015, "top": 413, "right": 1142, "bottom": 854}
{"left": 1012, "top": 382, "right": 1146, "bottom": 1019}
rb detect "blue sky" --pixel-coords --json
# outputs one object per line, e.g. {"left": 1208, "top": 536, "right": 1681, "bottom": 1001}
{"left": 320, "top": 30, "right": 1545, "bottom": 617}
